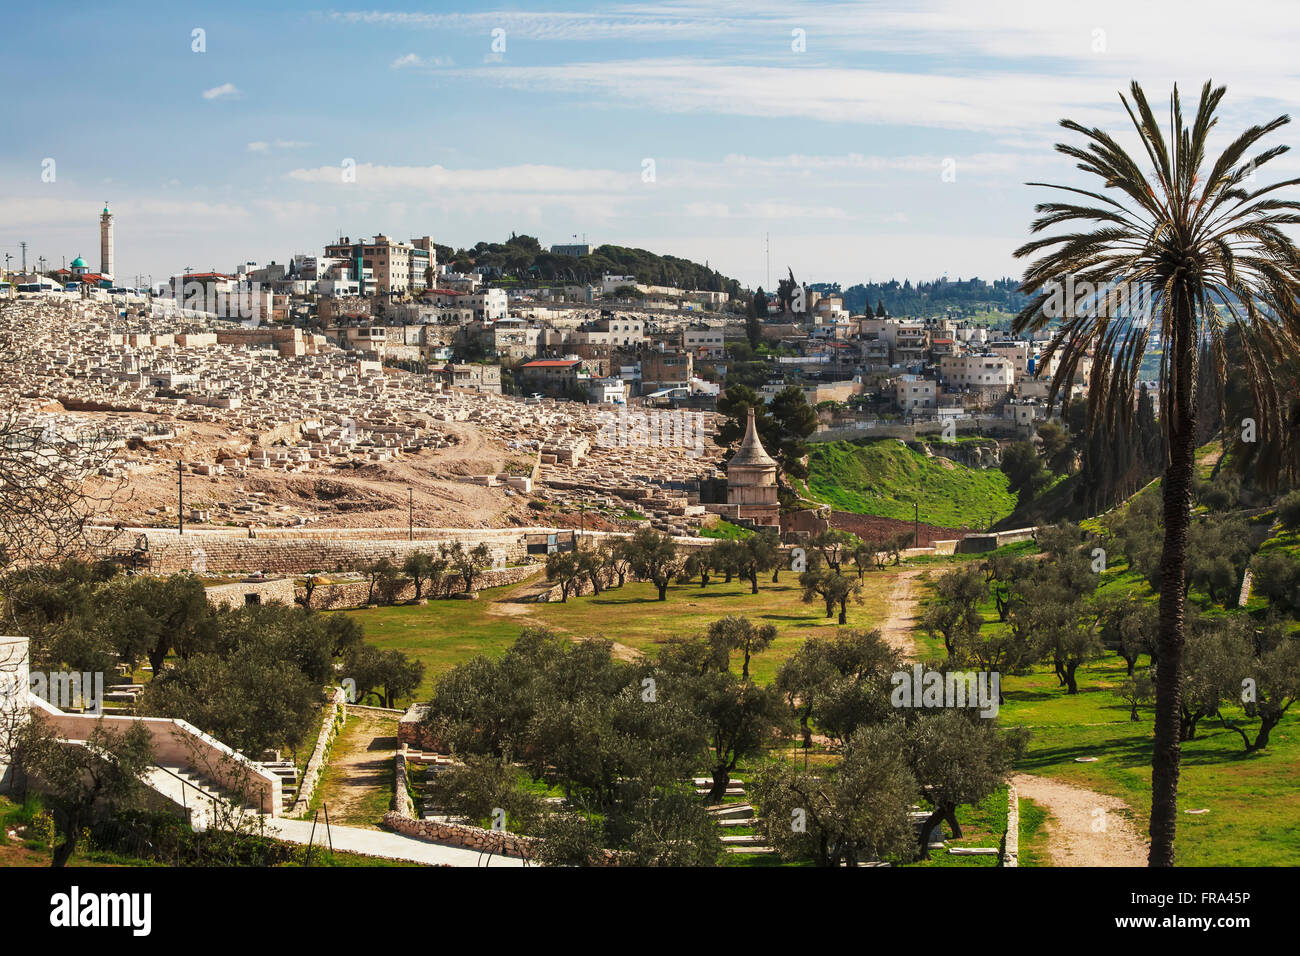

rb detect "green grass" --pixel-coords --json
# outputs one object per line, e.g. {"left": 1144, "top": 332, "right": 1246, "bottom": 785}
{"left": 337, "top": 574, "right": 906, "bottom": 689}
{"left": 908, "top": 785, "right": 1009, "bottom": 867}
{"left": 528, "top": 577, "right": 899, "bottom": 686}
{"left": 1018, "top": 797, "right": 1050, "bottom": 866}
{"left": 339, "top": 584, "right": 527, "bottom": 696}
{"left": 911, "top": 551, "right": 1300, "bottom": 866}
{"left": 999, "top": 650, "right": 1300, "bottom": 866}
{"left": 806, "top": 438, "right": 1016, "bottom": 527}
{"left": 698, "top": 520, "right": 755, "bottom": 540}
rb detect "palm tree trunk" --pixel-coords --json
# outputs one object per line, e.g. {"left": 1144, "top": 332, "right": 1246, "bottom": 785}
{"left": 1149, "top": 298, "right": 1197, "bottom": 868}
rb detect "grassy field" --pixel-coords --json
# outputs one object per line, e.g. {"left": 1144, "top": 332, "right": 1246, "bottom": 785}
{"left": 1000, "top": 650, "right": 1300, "bottom": 866}
{"left": 911, "top": 545, "right": 1300, "bottom": 867}
{"left": 342, "top": 586, "right": 529, "bottom": 697}
{"left": 806, "top": 438, "right": 1017, "bottom": 527}
{"left": 335, "top": 529, "right": 1300, "bottom": 866}
{"left": 342, "top": 572, "right": 905, "bottom": 690}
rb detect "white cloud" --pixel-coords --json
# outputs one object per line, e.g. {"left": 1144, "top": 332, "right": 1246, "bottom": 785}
{"left": 248, "top": 140, "right": 311, "bottom": 152}
{"left": 327, "top": 9, "right": 736, "bottom": 42}
{"left": 202, "top": 83, "right": 240, "bottom": 101}
{"left": 285, "top": 162, "right": 635, "bottom": 193}
{"left": 391, "top": 53, "right": 452, "bottom": 69}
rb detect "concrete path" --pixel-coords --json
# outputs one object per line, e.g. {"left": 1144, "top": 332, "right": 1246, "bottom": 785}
{"left": 261, "top": 817, "right": 528, "bottom": 867}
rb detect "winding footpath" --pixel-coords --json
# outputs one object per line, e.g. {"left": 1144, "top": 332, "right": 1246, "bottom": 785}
{"left": 1010, "top": 773, "right": 1148, "bottom": 867}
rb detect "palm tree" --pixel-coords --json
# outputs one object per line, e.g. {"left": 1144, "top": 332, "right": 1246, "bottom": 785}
{"left": 1014, "top": 81, "right": 1300, "bottom": 866}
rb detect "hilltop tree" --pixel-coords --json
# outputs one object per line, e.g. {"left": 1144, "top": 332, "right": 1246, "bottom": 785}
{"left": 747, "top": 288, "right": 767, "bottom": 348}
{"left": 776, "top": 267, "right": 801, "bottom": 315}
{"left": 716, "top": 384, "right": 818, "bottom": 482}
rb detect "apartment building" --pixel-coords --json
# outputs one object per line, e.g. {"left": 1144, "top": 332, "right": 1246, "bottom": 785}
{"left": 939, "top": 353, "right": 1016, "bottom": 391}
{"left": 895, "top": 375, "right": 938, "bottom": 412}
{"left": 324, "top": 234, "right": 436, "bottom": 295}
{"left": 683, "top": 323, "right": 726, "bottom": 359}
{"left": 519, "top": 358, "right": 583, "bottom": 394}
{"left": 439, "top": 363, "right": 502, "bottom": 394}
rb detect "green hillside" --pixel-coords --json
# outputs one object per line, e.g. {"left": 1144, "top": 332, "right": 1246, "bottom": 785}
{"left": 804, "top": 439, "right": 1017, "bottom": 528}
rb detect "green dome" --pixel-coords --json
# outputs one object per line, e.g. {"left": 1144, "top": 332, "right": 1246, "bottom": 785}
{"left": 70, "top": 256, "right": 87, "bottom": 268}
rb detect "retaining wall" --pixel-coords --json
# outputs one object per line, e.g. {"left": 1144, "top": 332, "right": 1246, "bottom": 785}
{"left": 307, "top": 564, "right": 542, "bottom": 610}
{"left": 289, "top": 687, "right": 347, "bottom": 816}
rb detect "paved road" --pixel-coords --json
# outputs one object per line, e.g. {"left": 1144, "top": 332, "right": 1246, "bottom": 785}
{"left": 262, "top": 817, "right": 529, "bottom": 867}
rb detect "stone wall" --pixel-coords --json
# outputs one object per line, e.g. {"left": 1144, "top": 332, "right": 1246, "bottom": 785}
{"left": 204, "top": 577, "right": 297, "bottom": 608}
{"left": 384, "top": 752, "right": 626, "bottom": 865}
{"left": 381, "top": 810, "right": 541, "bottom": 859}
{"left": 289, "top": 687, "right": 347, "bottom": 816}
{"left": 392, "top": 748, "right": 416, "bottom": 818}
{"left": 397, "top": 704, "right": 445, "bottom": 751}
{"left": 956, "top": 527, "right": 1038, "bottom": 554}
{"left": 1002, "top": 784, "right": 1019, "bottom": 867}
{"left": 307, "top": 563, "right": 542, "bottom": 610}
{"left": 98, "top": 528, "right": 533, "bottom": 576}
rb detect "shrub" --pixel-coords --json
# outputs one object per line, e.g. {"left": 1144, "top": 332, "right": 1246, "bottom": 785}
{"left": 1276, "top": 490, "right": 1300, "bottom": 531}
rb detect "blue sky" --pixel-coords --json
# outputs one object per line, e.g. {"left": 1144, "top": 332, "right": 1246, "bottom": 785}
{"left": 4, "top": 0, "right": 1298, "bottom": 290}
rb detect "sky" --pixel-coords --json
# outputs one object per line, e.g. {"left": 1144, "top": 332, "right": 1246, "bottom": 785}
{"left": 4, "top": 0, "right": 1300, "bottom": 291}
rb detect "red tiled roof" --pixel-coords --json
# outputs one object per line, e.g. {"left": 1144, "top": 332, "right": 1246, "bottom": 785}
{"left": 522, "top": 360, "right": 581, "bottom": 368}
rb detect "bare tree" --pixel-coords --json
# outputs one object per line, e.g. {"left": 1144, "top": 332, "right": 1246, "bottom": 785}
{"left": 0, "top": 408, "right": 126, "bottom": 576}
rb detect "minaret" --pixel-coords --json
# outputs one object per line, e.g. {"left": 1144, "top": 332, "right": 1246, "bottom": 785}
{"left": 99, "top": 202, "right": 114, "bottom": 280}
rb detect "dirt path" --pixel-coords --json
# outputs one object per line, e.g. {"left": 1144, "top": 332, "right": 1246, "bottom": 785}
{"left": 880, "top": 569, "right": 922, "bottom": 658}
{"left": 311, "top": 712, "right": 399, "bottom": 828}
{"left": 1011, "top": 773, "right": 1148, "bottom": 867}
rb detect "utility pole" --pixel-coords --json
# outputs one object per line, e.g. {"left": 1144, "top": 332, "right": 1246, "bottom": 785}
{"left": 913, "top": 499, "right": 919, "bottom": 549}
{"left": 178, "top": 458, "right": 184, "bottom": 534}
{"left": 408, "top": 487, "right": 413, "bottom": 541}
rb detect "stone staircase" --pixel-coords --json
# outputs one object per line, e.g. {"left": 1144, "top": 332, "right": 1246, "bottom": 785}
{"left": 147, "top": 762, "right": 263, "bottom": 830}
{"left": 258, "top": 760, "right": 302, "bottom": 813}
{"left": 701, "top": 778, "right": 777, "bottom": 856}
